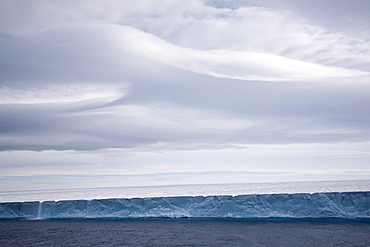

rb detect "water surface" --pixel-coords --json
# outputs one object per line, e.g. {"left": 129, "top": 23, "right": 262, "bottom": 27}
{"left": 1, "top": 219, "right": 369, "bottom": 246}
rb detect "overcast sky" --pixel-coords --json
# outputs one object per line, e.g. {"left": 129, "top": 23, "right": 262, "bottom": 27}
{"left": 1, "top": 0, "right": 370, "bottom": 191}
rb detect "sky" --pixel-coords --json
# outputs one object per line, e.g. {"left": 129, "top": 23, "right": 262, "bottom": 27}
{"left": 1, "top": 0, "right": 370, "bottom": 192}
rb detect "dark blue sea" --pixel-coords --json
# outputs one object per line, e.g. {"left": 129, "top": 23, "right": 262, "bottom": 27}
{"left": 1, "top": 218, "right": 370, "bottom": 246}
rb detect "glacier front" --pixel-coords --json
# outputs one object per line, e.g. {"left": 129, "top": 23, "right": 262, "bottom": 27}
{"left": 0, "top": 192, "right": 369, "bottom": 219}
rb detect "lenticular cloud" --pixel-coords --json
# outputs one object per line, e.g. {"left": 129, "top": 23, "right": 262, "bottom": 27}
{"left": 0, "top": 84, "right": 125, "bottom": 104}
{"left": 25, "top": 24, "right": 370, "bottom": 82}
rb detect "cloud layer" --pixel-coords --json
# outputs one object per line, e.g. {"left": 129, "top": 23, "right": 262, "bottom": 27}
{"left": 1, "top": 0, "right": 370, "bottom": 190}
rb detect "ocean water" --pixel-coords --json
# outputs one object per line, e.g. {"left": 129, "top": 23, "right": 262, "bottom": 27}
{"left": 1, "top": 218, "right": 370, "bottom": 247}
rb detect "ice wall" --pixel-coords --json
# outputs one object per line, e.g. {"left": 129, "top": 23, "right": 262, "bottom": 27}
{"left": 0, "top": 192, "right": 369, "bottom": 219}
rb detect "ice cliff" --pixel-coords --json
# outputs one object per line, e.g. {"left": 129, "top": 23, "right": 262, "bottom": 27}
{"left": 0, "top": 192, "right": 369, "bottom": 219}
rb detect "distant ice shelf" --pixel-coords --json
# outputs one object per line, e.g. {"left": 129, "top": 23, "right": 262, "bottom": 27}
{"left": 0, "top": 192, "right": 369, "bottom": 219}
{"left": 2, "top": 180, "right": 370, "bottom": 203}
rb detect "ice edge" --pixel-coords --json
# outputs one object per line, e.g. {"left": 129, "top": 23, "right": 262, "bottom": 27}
{"left": 0, "top": 192, "right": 369, "bottom": 219}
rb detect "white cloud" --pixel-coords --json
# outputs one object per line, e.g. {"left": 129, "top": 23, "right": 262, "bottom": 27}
{"left": 27, "top": 23, "right": 369, "bottom": 82}
{"left": 3, "top": 0, "right": 369, "bottom": 72}
{"left": 85, "top": 103, "right": 257, "bottom": 132}
{"left": 114, "top": 2, "right": 370, "bottom": 71}
{"left": 0, "top": 84, "right": 126, "bottom": 104}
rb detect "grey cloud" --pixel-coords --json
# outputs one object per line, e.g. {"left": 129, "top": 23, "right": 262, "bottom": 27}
{"left": 1, "top": 69, "right": 369, "bottom": 151}
{"left": 0, "top": 0, "right": 369, "bottom": 190}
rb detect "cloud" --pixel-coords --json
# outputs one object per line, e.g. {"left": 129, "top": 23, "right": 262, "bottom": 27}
{"left": 0, "top": 84, "right": 125, "bottom": 104}
{"left": 2, "top": 0, "right": 370, "bottom": 71}
{"left": 0, "top": 0, "right": 370, "bottom": 190}
{"left": 117, "top": 2, "right": 370, "bottom": 72}
{"left": 118, "top": 23, "right": 368, "bottom": 81}
{"left": 1, "top": 142, "right": 370, "bottom": 185}
{"left": 14, "top": 23, "right": 370, "bottom": 84}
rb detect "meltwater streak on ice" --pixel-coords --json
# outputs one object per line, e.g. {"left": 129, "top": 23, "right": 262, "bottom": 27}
{"left": 0, "top": 192, "right": 369, "bottom": 219}
{"left": 37, "top": 201, "right": 43, "bottom": 219}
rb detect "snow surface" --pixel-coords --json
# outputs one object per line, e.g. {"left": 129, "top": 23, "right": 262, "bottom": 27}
{"left": 1, "top": 180, "right": 370, "bottom": 203}
{"left": 0, "top": 192, "right": 369, "bottom": 219}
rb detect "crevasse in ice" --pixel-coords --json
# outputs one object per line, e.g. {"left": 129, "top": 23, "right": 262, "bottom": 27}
{"left": 0, "top": 192, "right": 369, "bottom": 219}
